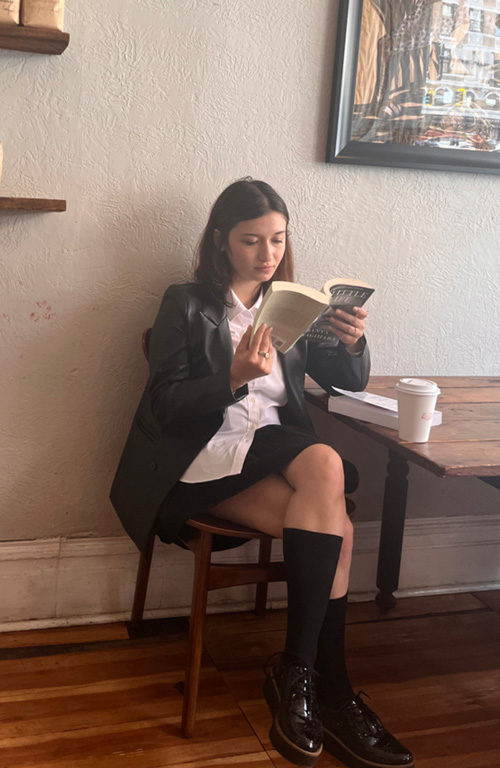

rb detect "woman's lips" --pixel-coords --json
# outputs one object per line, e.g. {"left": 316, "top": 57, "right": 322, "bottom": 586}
{"left": 256, "top": 266, "right": 274, "bottom": 272}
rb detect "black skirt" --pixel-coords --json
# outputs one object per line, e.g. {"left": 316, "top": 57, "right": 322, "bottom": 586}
{"left": 156, "top": 424, "right": 359, "bottom": 550}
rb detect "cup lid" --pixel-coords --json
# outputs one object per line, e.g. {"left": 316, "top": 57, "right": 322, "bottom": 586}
{"left": 395, "top": 378, "right": 440, "bottom": 396}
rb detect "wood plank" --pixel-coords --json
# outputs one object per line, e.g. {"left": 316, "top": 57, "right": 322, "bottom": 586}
{"left": 417, "top": 419, "right": 500, "bottom": 443}
{"left": 362, "top": 386, "right": 500, "bottom": 404}
{"left": 315, "top": 398, "right": 500, "bottom": 444}
{"left": 0, "top": 727, "right": 262, "bottom": 768}
{"left": 204, "top": 595, "right": 487, "bottom": 669}
{"left": 437, "top": 403, "right": 500, "bottom": 422}
{"left": 166, "top": 757, "right": 275, "bottom": 768}
{"left": 367, "top": 376, "right": 500, "bottom": 390}
{"left": 0, "top": 25, "right": 69, "bottom": 54}
{"left": 346, "top": 593, "right": 486, "bottom": 623}
{"left": 225, "top": 665, "right": 500, "bottom": 766}
{"left": 204, "top": 593, "right": 484, "bottom": 641}
{"left": 222, "top": 611, "right": 500, "bottom": 768}
{"left": 0, "top": 623, "right": 129, "bottom": 649}
{"left": 402, "top": 440, "right": 500, "bottom": 477}
{"left": 0, "top": 197, "right": 66, "bottom": 212}
{"left": 308, "top": 393, "right": 500, "bottom": 438}
{"left": 0, "top": 672, "right": 240, "bottom": 738}
{"left": 307, "top": 391, "right": 500, "bottom": 476}
{"left": 0, "top": 642, "right": 191, "bottom": 696}
{"left": 0, "top": 640, "right": 264, "bottom": 768}
{"left": 1, "top": 597, "right": 500, "bottom": 768}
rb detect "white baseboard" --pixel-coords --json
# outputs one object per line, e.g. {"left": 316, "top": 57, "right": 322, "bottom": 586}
{"left": 1, "top": 514, "right": 500, "bottom": 632}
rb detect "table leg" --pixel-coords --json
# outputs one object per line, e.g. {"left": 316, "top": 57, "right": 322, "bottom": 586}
{"left": 375, "top": 450, "right": 410, "bottom": 612}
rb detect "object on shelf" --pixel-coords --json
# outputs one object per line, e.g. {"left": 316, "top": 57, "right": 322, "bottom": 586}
{"left": 21, "top": 0, "right": 64, "bottom": 31}
{"left": 0, "top": 0, "right": 20, "bottom": 25}
{"left": 0, "top": 142, "right": 3, "bottom": 184}
{"left": 0, "top": 197, "right": 66, "bottom": 211}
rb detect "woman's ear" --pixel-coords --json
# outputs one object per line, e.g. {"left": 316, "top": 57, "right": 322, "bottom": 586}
{"left": 213, "top": 229, "right": 223, "bottom": 251}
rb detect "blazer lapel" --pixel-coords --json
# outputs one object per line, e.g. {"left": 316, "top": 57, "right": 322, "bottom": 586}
{"left": 199, "top": 288, "right": 233, "bottom": 373}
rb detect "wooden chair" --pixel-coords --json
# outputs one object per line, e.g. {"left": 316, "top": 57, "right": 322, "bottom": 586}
{"left": 132, "top": 328, "right": 355, "bottom": 738}
{"left": 132, "top": 516, "right": 287, "bottom": 737}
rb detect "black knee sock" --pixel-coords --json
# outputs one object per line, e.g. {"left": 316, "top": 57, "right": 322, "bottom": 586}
{"left": 282, "top": 528, "right": 343, "bottom": 669}
{"left": 315, "top": 593, "right": 355, "bottom": 706}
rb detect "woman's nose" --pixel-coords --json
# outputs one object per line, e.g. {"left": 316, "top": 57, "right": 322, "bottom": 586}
{"left": 259, "top": 244, "right": 273, "bottom": 262}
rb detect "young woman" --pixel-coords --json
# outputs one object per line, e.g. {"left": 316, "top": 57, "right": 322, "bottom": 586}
{"left": 110, "top": 179, "right": 413, "bottom": 768}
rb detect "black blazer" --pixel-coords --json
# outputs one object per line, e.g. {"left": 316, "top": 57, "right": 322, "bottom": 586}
{"left": 110, "top": 283, "right": 371, "bottom": 554}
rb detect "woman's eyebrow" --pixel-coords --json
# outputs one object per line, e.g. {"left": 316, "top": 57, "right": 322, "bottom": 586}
{"left": 241, "top": 230, "right": 286, "bottom": 236}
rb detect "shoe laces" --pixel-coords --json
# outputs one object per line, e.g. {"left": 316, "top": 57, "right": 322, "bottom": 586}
{"left": 264, "top": 653, "right": 322, "bottom": 740}
{"left": 342, "top": 690, "right": 385, "bottom": 739}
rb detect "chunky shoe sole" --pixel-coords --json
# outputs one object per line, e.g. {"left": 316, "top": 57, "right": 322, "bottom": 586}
{"left": 263, "top": 673, "right": 322, "bottom": 768}
{"left": 323, "top": 726, "right": 415, "bottom": 768}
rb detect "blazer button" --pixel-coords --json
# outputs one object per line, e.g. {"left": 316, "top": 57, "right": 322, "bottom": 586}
{"left": 149, "top": 461, "right": 157, "bottom": 471}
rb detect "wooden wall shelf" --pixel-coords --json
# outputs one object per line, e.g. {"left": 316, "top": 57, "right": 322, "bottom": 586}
{"left": 0, "top": 197, "right": 66, "bottom": 212}
{"left": 0, "top": 25, "right": 69, "bottom": 55}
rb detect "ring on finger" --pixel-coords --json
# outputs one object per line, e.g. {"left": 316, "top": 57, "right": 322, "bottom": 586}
{"left": 258, "top": 350, "right": 270, "bottom": 358}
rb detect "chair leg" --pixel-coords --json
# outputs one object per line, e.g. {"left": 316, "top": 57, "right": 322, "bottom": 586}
{"left": 131, "top": 533, "right": 155, "bottom": 626}
{"left": 181, "top": 530, "right": 213, "bottom": 738}
{"left": 255, "top": 536, "right": 273, "bottom": 616}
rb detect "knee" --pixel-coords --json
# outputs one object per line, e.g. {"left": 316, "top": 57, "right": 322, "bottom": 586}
{"left": 299, "top": 445, "right": 345, "bottom": 495}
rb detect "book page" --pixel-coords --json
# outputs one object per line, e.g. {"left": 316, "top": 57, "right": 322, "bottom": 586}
{"left": 256, "top": 292, "right": 325, "bottom": 331}
{"left": 255, "top": 291, "right": 329, "bottom": 352}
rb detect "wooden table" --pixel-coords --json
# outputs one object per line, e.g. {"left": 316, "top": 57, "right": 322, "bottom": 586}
{"left": 305, "top": 376, "right": 500, "bottom": 611}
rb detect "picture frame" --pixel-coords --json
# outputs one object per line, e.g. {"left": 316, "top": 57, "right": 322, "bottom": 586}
{"left": 326, "top": 0, "right": 500, "bottom": 175}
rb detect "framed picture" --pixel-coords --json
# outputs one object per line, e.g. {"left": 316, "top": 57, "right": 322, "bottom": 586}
{"left": 326, "top": 0, "right": 500, "bottom": 174}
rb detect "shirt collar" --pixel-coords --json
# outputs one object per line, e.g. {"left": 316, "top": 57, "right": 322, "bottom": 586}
{"left": 227, "top": 288, "right": 263, "bottom": 321}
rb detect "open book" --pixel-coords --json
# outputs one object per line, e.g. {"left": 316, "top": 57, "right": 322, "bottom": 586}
{"left": 253, "top": 279, "right": 374, "bottom": 354}
{"left": 304, "top": 278, "right": 374, "bottom": 346}
{"left": 329, "top": 387, "right": 442, "bottom": 431}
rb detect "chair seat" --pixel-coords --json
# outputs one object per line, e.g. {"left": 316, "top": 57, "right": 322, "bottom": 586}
{"left": 186, "top": 513, "right": 273, "bottom": 539}
{"left": 186, "top": 498, "right": 355, "bottom": 540}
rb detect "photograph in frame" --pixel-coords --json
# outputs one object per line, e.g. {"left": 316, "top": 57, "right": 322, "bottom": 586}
{"left": 327, "top": 0, "right": 500, "bottom": 174}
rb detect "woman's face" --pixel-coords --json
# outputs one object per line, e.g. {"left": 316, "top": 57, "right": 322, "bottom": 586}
{"left": 220, "top": 211, "right": 287, "bottom": 291}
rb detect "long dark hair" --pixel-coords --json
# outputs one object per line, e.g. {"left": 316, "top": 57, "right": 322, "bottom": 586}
{"left": 194, "top": 178, "right": 294, "bottom": 298}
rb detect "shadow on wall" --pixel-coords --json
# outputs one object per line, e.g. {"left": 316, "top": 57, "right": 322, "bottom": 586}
{"left": 1, "top": 204, "right": 191, "bottom": 542}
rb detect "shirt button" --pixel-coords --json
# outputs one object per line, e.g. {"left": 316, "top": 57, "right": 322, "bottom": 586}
{"left": 250, "top": 397, "right": 255, "bottom": 403}
{"left": 251, "top": 423, "right": 257, "bottom": 429}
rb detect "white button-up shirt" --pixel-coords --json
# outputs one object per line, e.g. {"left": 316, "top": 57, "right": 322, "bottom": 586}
{"left": 180, "top": 289, "right": 288, "bottom": 483}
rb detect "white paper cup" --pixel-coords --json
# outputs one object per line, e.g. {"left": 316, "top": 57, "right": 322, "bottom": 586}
{"left": 395, "top": 378, "right": 440, "bottom": 442}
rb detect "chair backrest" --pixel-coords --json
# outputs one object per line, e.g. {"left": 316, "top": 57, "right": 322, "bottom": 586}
{"left": 142, "top": 328, "right": 151, "bottom": 362}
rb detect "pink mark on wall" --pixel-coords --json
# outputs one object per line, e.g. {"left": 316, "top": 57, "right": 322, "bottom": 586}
{"left": 19, "top": 281, "right": 23, "bottom": 286}
{"left": 2, "top": 313, "right": 10, "bottom": 322}
{"left": 30, "top": 301, "right": 57, "bottom": 322}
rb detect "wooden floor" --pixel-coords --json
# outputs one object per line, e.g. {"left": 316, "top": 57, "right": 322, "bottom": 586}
{"left": 1, "top": 591, "right": 500, "bottom": 767}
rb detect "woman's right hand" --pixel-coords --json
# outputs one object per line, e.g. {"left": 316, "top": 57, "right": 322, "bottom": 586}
{"left": 230, "top": 323, "right": 274, "bottom": 391}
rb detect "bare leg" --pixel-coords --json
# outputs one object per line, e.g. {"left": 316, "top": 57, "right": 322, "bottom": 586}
{"left": 212, "top": 445, "right": 356, "bottom": 765}
{"left": 211, "top": 445, "right": 353, "bottom": 597}
{"left": 280, "top": 444, "right": 347, "bottom": 537}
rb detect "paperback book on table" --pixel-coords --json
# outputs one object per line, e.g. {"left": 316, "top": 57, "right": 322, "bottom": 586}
{"left": 253, "top": 279, "right": 374, "bottom": 353}
{"left": 328, "top": 387, "right": 442, "bottom": 431}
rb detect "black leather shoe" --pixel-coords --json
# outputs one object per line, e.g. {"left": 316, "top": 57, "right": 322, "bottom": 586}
{"left": 263, "top": 653, "right": 323, "bottom": 767}
{"left": 319, "top": 690, "right": 414, "bottom": 768}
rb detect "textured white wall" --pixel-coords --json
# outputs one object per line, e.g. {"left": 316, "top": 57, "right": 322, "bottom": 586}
{"left": 1, "top": 0, "right": 499, "bottom": 542}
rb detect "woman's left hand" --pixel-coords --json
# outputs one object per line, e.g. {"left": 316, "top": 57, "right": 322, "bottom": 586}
{"left": 327, "top": 306, "right": 368, "bottom": 354}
